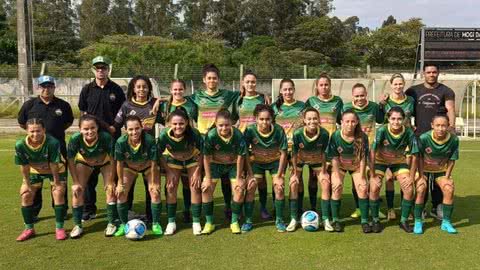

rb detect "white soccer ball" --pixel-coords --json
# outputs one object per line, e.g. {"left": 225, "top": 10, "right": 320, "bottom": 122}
{"left": 125, "top": 219, "right": 146, "bottom": 240}
{"left": 301, "top": 210, "right": 320, "bottom": 232}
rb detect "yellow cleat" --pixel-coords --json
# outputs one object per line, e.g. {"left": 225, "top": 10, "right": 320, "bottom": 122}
{"left": 230, "top": 223, "right": 241, "bottom": 234}
{"left": 201, "top": 223, "right": 215, "bottom": 235}
{"left": 350, "top": 208, "right": 361, "bottom": 218}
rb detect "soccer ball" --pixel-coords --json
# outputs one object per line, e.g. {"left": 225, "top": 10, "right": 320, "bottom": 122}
{"left": 125, "top": 219, "right": 146, "bottom": 240}
{"left": 301, "top": 210, "right": 320, "bottom": 232}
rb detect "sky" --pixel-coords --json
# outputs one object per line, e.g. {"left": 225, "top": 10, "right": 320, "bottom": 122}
{"left": 331, "top": 0, "right": 478, "bottom": 29}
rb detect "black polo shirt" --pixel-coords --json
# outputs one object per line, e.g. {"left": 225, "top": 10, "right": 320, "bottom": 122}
{"left": 18, "top": 96, "right": 74, "bottom": 154}
{"left": 78, "top": 79, "right": 126, "bottom": 137}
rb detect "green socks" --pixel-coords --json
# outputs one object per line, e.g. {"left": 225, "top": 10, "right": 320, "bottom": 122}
{"left": 358, "top": 198, "right": 369, "bottom": 224}
{"left": 289, "top": 199, "right": 298, "bottom": 220}
{"left": 400, "top": 199, "right": 413, "bottom": 223}
{"left": 116, "top": 202, "right": 128, "bottom": 224}
{"left": 167, "top": 203, "right": 177, "bottom": 223}
{"left": 321, "top": 199, "right": 330, "bottom": 221}
{"left": 191, "top": 203, "right": 202, "bottom": 223}
{"left": 274, "top": 199, "right": 285, "bottom": 223}
{"left": 151, "top": 203, "right": 162, "bottom": 224}
{"left": 414, "top": 203, "right": 424, "bottom": 222}
{"left": 369, "top": 199, "right": 380, "bottom": 222}
{"left": 21, "top": 205, "right": 34, "bottom": 229}
{"left": 258, "top": 187, "right": 267, "bottom": 210}
{"left": 386, "top": 190, "right": 394, "bottom": 209}
{"left": 331, "top": 199, "right": 341, "bottom": 222}
{"left": 442, "top": 203, "right": 454, "bottom": 222}
{"left": 72, "top": 206, "right": 84, "bottom": 227}
{"left": 203, "top": 201, "right": 214, "bottom": 224}
{"left": 308, "top": 186, "right": 318, "bottom": 210}
{"left": 231, "top": 201, "right": 242, "bottom": 224}
{"left": 54, "top": 204, "right": 65, "bottom": 229}
{"left": 244, "top": 201, "right": 254, "bottom": 223}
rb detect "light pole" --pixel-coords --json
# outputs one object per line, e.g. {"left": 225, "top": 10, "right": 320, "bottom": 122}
{"left": 16, "top": 0, "right": 33, "bottom": 102}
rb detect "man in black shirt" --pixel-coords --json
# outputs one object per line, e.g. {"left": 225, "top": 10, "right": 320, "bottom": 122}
{"left": 405, "top": 63, "right": 456, "bottom": 220}
{"left": 18, "top": 75, "right": 74, "bottom": 219}
{"left": 78, "top": 56, "right": 126, "bottom": 221}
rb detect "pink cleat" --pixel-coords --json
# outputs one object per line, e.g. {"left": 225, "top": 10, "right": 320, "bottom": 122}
{"left": 16, "top": 228, "right": 35, "bottom": 242}
{"left": 55, "top": 228, "right": 67, "bottom": 240}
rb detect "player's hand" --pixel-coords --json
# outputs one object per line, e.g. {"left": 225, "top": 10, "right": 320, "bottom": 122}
{"left": 191, "top": 171, "right": 201, "bottom": 189}
{"left": 108, "top": 125, "right": 116, "bottom": 135}
{"left": 72, "top": 184, "right": 83, "bottom": 198}
{"left": 115, "top": 184, "right": 125, "bottom": 196}
{"left": 290, "top": 174, "right": 299, "bottom": 185}
{"left": 273, "top": 175, "right": 285, "bottom": 193}
{"left": 19, "top": 184, "right": 32, "bottom": 196}
{"left": 166, "top": 177, "right": 176, "bottom": 190}
{"left": 379, "top": 93, "right": 389, "bottom": 105}
{"left": 247, "top": 177, "right": 257, "bottom": 190}
{"left": 150, "top": 99, "right": 161, "bottom": 115}
{"left": 318, "top": 171, "right": 330, "bottom": 182}
{"left": 201, "top": 178, "right": 212, "bottom": 193}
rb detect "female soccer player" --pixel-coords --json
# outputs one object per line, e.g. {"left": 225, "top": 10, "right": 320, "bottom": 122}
{"left": 157, "top": 108, "right": 204, "bottom": 235}
{"left": 327, "top": 109, "right": 370, "bottom": 233}
{"left": 191, "top": 64, "right": 240, "bottom": 221}
{"left": 202, "top": 109, "right": 246, "bottom": 234}
{"left": 273, "top": 79, "right": 305, "bottom": 216}
{"left": 380, "top": 73, "right": 416, "bottom": 220}
{"left": 305, "top": 73, "right": 343, "bottom": 213}
{"left": 114, "top": 115, "right": 162, "bottom": 236}
{"left": 369, "top": 107, "right": 418, "bottom": 233}
{"left": 68, "top": 115, "right": 117, "bottom": 238}
{"left": 415, "top": 115, "right": 459, "bottom": 234}
{"left": 114, "top": 75, "right": 158, "bottom": 224}
{"left": 244, "top": 104, "right": 288, "bottom": 232}
{"left": 15, "top": 118, "right": 67, "bottom": 241}
{"left": 343, "top": 83, "right": 384, "bottom": 218}
{"left": 289, "top": 108, "right": 330, "bottom": 232}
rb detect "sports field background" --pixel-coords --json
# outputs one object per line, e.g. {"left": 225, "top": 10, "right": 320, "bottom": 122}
{"left": 1, "top": 134, "right": 479, "bottom": 269}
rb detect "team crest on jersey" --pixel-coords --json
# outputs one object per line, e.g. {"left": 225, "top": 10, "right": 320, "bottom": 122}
{"left": 425, "top": 147, "right": 432, "bottom": 154}
{"left": 337, "top": 146, "right": 343, "bottom": 153}
{"left": 109, "top": 93, "right": 116, "bottom": 101}
{"left": 383, "top": 140, "right": 390, "bottom": 146}
{"left": 299, "top": 143, "right": 304, "bottom": 149}
{"left": 215, "top": 144, "right": 221, "bottom": 150}
{"left": 125, "top": 152, "right": 130, "bottom": 159}
{"left": 55, "top": 109, "right": 63, "bottom": 116}
{"left": 252, "top": 138, "right": 258, "bottom": 144}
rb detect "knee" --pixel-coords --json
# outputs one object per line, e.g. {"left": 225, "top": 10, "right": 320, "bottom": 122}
{"left": 332, "top": 182, "right": 343, "bottom": 196}
{"left": 356, "top": 183, "right": 368, "bottom": 198}
{"left": 149, "top": 185, "right": 161, "bottom": 200}
{"left": 444, "top": 183, "right": 455, "bottom": 197}
{"left": 415, "top": 179, "right": 427, "bottom": 195}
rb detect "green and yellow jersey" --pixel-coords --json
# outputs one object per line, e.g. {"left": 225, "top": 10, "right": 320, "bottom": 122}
{"left": 114, "top": 133, "right": 157, "bottom": 172}
{"left": 190, "top": 89, "right": 240, "bottom": 135}
{"left": 343, "top": 101, "right": 383, "bottom": 146}
{"left": 156, "top": 96, "right": 198, "bottom": 126}
{"left": 327, "top": 130, "right": 369, "bottom": 172}
{"left": 419, "top": 131, "right": 459, "bottom": 173}
{"left": 67, "top": 131, "right": 114, "bottom": 167}
{"left": 372, "top": 124, "right": 418, "bottom": 165}
{"left": 292, "top": 126, "right": 330, "bottom": 166}
{"left": 233, "top": 94, "right": 266, "bottom": 133}
{"left": 15, "top": 134, "right": 65, "bottom": 174}
{"left": 157, "top": 127, "right": 203, "bottom": 161}
{"left": 272, "top": 100, "right": 305, "bottom": 150}
{"left": 305, "top": 95, "right": 343, "bottom": 136}
{"left": 204, "top": 127, "right": 247, "bottom": 164}
{"left": 383, "top": 95, "right": 415, "bottom": 127}
{"left": 244, "top": 123, "right": 288, "bottom": 164}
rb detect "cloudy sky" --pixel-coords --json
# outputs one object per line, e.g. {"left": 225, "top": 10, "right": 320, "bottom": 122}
{"left": 331, "top": 0, "right": 478, "bottom": 29}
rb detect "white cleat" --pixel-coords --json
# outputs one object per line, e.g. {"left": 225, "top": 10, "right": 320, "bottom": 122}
{"left": 70, "top": 225, "right": 83, "bottom": 239}
{"left": 323, "top": 219, "right": 334, "bottom": 232}
{"left": 286, "top": 219, "right": 298, "bottom": 232}
{"left": 104, "top": 223, "right": 117, "bottom": 237}
{"left": 192, "top": 222, "right": 202, "bottom": 236}
{"left": 164, "top": 222, "right": 177, "bottom": 236}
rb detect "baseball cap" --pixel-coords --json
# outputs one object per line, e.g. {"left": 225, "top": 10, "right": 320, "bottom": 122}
{"left": 92, "top": 56, "right": 112, "bottom": 66}
{"left": 38, "top": 75, "right": 55, "bottom": 86}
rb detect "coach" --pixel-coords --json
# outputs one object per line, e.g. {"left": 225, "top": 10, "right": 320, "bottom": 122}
{"left": 78, "top": 56, "right": 125, "bottom": 221}
{"left": 405, "top": 63, "right": 455, "bottom": 220}
{"left": 18, "top": 75, "right": 74, "bottom": 220}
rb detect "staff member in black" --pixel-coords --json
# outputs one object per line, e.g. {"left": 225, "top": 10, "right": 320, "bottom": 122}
{"left": 17, "top": 75, "right": 74, "bottom": 220}
{"left": 405, "top": 63, "right": 456, "bottom": 220}
{"left": 78, "top": 56, "right": 126, "bottom": 221}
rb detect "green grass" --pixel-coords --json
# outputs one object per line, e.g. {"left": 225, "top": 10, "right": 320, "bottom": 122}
{"left": 1, "top": 135, "right": 479, "bottom": 269}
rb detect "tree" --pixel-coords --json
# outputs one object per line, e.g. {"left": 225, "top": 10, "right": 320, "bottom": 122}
{"left": 0, "top": 0, "right": 16, "bottom": 64}
{"left": 209, "top": 0, "right": 245, "bottom": 47}
{"left": 109, "top": 0, "right": 135, "bottom": 35}
{"left": 382, "top": 15, "right": 397, "bottom": 27}
{"left": 179, "top": 0, "right": 209, "bottom": 34}
{"left": 241, "top": 0, "right": 273, "bottom": 37}
{"left": 308, "top": 0, "right": 334, "bottom": 17}
{"left": 133, "top": 0, "right": 178, "bottom": 36}
{"left": 78, "top": 0, "right": 111, "bottom": 44}
{"left": 271, "top": 0, "right": 305, "bottom": 36}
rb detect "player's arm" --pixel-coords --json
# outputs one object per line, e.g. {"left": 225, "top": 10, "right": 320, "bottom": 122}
{"left": 68, "top": 158, "right": 79, "bottom": 185}
{"left": 409, "top": 154, "right": 418, "bottom": 182}
{"left": 445, "top": 160, "right": 455, "bottom": 179}
{"left": 203, "top": 155, "right": 213, "bottom": 181}
{"left": 445, "top": 99, "right": 456, "bottom": 132}
{"left": 49, "top": 162, "right": 61, "bottom": 186}
{"left": 20, "top": 164, "right": 31, "bottom": 189}
{"left": 116, "top": 161, "right": 124, "bottom": 191}
{"left": 278, "top": 150, "right": 287, "bottom": 178}
{"left": 236, "top": 154, "right": 244, "bottom": 181}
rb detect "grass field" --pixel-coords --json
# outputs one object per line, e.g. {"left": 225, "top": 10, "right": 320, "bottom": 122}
{"left": 1, "top": 134, "right": 479, "bottom": 270}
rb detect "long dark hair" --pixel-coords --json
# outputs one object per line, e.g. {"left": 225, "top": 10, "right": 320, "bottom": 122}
{"left": 165, "top": 79, "right": 187, "bottom": 121}
{"left": 127, "top": 75, "right": 153, "bottom": 101}
{"left": 79, "top": 114, "right": 99, "bottom": 129}
{"left": 26, "top": 118, "right": 45, "bottom": 128}
{"left": 125, "top": 115, "right": 148, "bottom": 154}
{"left": 341, "top": 109, "right": 365, "bottom": 161}
{"left": 167, "top": 107, "right": 196, "bottom": 147}
{"left": 238, "top": 71, "right": 266, "bottom": 107}
{"left": 386, "top": 106, "right": 405, "bottom": 120}
{"left": 275, "top": 78, "right": 295, "bottom": 112}
{"left": 253, "top": 104, "right": 275, "bottom": 124}
{"left": 202, "top": 63, "right": 220, "bottom": 78}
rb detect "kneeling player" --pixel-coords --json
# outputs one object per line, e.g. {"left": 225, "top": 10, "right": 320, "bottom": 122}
{"left": 68, "top": 115, "right": 117, "bottom": 238}
{"left": 416, "top": 115, "right": 459, "bottom": 234}
{"left": 15, "top": 118, "right": 67, "bottom": 241}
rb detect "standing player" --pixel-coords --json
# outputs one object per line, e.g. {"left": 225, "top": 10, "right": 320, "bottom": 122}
{"left": 343, "top": 83, "right": 384, "bottom": 218}
{"left": 289, "top": 108, "right": 330, "bottom": 231}
{"left": 244, "top": 104, "right": 289, "bottom": 232}
{"left": 406, "top": 63, "right": 456, "bottom": 220}
{"left": 114, "top": 116, "right": 163, "bottom": 236}
{"left": 327, "top": 110, "right": 371, "bottom": 233}
{"left": 369, "top": 107, "right": 418, "bottom": 233}
{"left": 15, "top": 118, "right": 67, "bottom": 241}
{"left": 202, "top": 110, "right": 247, "bottom": 234}
{"left": 68, "top": 115, "right": 117, "bottom": 238}
{"left": 415, "top": 115, "right": 459, "bottom": 234}
{"left": 305, "top": 73, "right": 343, "bottom": 213}
{"left": 157, "top": 109, "right": 204, "bottom": 235}
{"left": 190, "top": 64, "right": 240, "bottom": 221}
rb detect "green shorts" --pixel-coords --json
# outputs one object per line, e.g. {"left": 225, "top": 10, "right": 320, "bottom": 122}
{"left": 296, "top": 163, "right": 323, "bottom": 172}
{"left": 29, "top": 172, "right": 67, "bottom": 185}
{"left": 208, "top": 163, "right": 237, "bottom": 183}
{"left": 425, "top": 172, "right": 447, "bottom": 182}
{"left": 252, "top": 161, "right": 280, "bottom": 178}
{"left": 374, "top": 163, "right": 409, "bottom": 177}
{"left": 163, "top": 155, "right": 199, "bottom": 170}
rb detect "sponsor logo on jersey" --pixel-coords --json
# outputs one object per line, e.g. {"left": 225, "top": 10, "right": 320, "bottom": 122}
{"left": 129, "top": 110, "right": 137, "bottom": 115}
{"left": 383, "top": 140, "right": 389, "bottom": 146}
{"left": 55, "top": 109, "right": 63, "bottom": 116}
{"left": 252, "top": 138, "right": 258, "bottom": 144}
{"left": 337, "top": 146, "right": 343, "bottom": 153}
{"left": 109, "top": 93, "right": 116, "bottom": 101}
{"left": 299, "top": 143, "right": 304, "bottom": 149}
{"left": 125, "top": 152, "right": 130, "bottom": 159}
{"left": 215, "top": 144, "right": 221, "bottom": 150}
{"left": 425, "top": 147, "right": 432, "bottom": 154}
